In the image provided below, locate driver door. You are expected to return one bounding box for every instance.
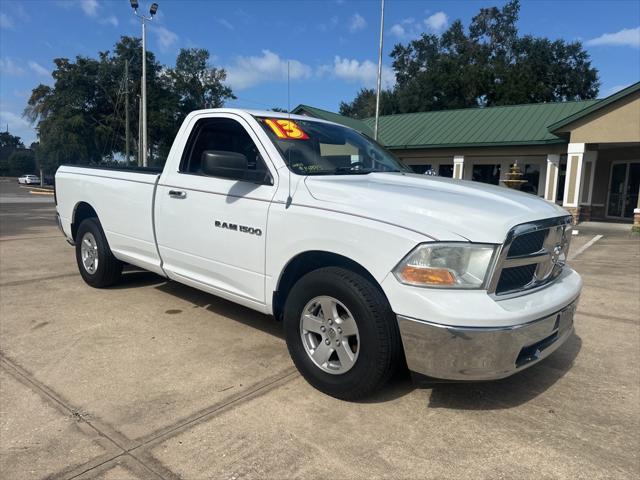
[155,114,276,305]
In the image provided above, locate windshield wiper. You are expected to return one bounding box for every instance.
[332,167,402,175]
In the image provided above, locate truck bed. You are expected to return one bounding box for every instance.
[55,165,164,276]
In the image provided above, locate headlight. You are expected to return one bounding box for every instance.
[393,243,497,289]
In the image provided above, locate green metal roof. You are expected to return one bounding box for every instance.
[294,85,640,150]
[361,100,599,149]
[292,104,374,137]
[548,81,640,132]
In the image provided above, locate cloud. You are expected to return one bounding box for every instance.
[99,15,119,27]
[150,25,179,51]
[389,14,447,39]
[389,24,405,38]
[424,12,448,33]
[80,0,99,17]
[0,13,14,30]
[317,15,339,32]
[28,61,50,77]
[217,18,235,31]
[586,27,640,48]
[0,110,35,143]
[325,56,395,89]
[349,13,366,33]
[225,50,312,90]
[0,57,24,76]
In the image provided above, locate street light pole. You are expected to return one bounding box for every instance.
[141,17,147,167]
[374,0,385,141]
[130,1,158,168]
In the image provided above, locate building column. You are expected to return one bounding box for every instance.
[562,143,586,223]
[453,155,464,180]
[544,154,560,202]
[578,150,598,221]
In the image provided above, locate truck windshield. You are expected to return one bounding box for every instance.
[255,117,409,175]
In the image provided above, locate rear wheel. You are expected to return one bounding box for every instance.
[283,267,402,400]
[75,218,122,288]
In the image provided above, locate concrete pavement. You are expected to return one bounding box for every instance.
[0,199,638,479]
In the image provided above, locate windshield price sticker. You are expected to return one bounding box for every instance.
[265,119,309,140]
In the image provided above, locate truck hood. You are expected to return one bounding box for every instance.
[303,172,568,244]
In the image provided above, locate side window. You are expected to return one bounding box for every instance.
[180,118,270,182]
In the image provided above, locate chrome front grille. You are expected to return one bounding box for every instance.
[488,216,572,296]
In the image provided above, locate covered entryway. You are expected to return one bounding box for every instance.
[548,83,640,225]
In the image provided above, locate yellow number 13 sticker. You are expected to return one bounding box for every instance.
[265,119,309,140]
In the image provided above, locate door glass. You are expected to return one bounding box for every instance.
[181,118,268,180]
[624,163,640,218]
[608,163,627,217]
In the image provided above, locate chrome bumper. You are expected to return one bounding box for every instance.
[397,298,578,381]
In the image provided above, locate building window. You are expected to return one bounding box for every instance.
[439,164,454,178]
[472,164,501,185]
[522,164,541,195]
[556,159,567,203]
[410,164,432,174]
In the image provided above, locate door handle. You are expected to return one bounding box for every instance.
[168,190,187,199]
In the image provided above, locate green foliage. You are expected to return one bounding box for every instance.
[339,88,397,119]
[25,37,235,171]
[7,149,36,175]
[341,0,599,119]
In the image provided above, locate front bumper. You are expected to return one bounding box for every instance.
[398,298,578,381]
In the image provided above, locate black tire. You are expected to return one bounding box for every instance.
[75,218,123,288]
[283,267,402,401]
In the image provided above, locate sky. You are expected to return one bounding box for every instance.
[1,0,639,145]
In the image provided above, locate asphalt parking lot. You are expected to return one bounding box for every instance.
[1,179,639,479]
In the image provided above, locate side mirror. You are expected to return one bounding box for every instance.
[201,150,248,180]
[201,150,273,185]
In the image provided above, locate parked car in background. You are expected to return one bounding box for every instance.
[54,109,581,400]
[18,174,40,185]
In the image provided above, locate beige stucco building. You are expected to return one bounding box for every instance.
[295,82,640,225]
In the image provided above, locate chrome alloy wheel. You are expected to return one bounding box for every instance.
[80,232,99,274]
[300,296,360,375]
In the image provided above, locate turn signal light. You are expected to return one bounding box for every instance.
[398,266,456,286]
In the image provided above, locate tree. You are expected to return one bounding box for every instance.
[341,0,598,118]
[0,131,24,160]
[8,149,35,175]
[0,132,25,175]
[169,48,235,114]
[339,88,398,119]
[25,37,235,170]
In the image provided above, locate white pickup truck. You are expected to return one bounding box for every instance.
[55,109,581,400]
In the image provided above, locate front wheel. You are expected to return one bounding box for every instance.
[283,267,402,400]
[75,218,123,288]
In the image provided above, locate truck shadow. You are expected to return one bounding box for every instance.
[152,279,285,340]
[114,269,582,409]
[424,332,582,410]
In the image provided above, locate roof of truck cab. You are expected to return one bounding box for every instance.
[187,108,338,124]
